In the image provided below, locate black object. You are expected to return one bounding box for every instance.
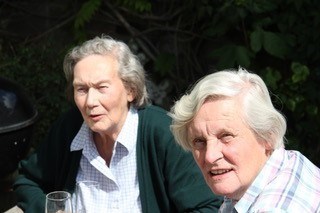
[0,77,38,178]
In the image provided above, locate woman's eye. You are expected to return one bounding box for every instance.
[98,86,108,91]
[220,133,234,142]
[76,88,87,94]
[192,139,206,150]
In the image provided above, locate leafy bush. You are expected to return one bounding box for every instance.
[0,0,319,166]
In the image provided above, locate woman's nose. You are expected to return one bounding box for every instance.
[86,88,98,107]
[204,141,223,164]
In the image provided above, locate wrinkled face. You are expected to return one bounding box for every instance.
[187,98,271,201]
[73,54,134,137]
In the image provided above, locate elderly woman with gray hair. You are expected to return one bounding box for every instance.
[170,67,320,212]
[13,35,222,212]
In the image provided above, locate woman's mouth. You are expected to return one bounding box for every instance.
[209,169,232,176]
[89,114,102,121]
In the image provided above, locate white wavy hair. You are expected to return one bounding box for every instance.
[170,67,287,151]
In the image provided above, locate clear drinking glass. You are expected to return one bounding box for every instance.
[45,191,72,213]
[74,180,100,213]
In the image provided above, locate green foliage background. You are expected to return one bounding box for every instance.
[0,0,319,166]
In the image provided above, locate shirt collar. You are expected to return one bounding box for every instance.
[70,121,92,151]
[116,106,138,153]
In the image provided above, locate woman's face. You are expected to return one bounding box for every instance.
[187,98,271,201]
[73,54,134,138]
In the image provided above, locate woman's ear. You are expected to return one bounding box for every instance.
[263,140,274,156]
[127,88,135,103]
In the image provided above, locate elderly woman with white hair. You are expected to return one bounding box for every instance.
[170,67,320,212]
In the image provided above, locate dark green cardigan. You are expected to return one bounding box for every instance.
[14,105,222,212]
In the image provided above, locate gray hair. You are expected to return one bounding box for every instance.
[170,67,287,151]
[63,35,150,108]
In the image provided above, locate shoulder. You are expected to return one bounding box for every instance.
[249,196,318,212]
[138,105,171,125]
[138,104,170,116]
[275,150,320,191]
[136,105,175,149]
[252,151,320,212]
[240,149,320,212]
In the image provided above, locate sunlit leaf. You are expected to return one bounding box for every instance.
[74,0,102,29]
[264,67,282,90]
[291,62,310,83]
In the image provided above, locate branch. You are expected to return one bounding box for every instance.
[24,15,76,44]
[104,0,157,61]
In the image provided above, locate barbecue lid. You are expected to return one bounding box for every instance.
[0,77,38,134]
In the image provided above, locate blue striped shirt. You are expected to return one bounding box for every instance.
[70,107,141,212]
[220,148,320,213]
